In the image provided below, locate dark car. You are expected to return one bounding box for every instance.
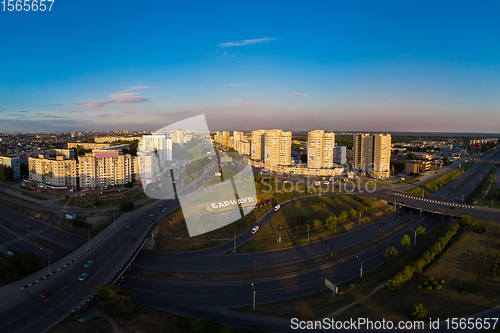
[130,237,137,242]
[39,289,52,298]
[126,223,132,229]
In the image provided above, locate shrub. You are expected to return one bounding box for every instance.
[429,277,434,281]
[473,225,488,233]
[401,234,412,252]
[421,281,428,286]
[384,246,398,262]
[459,215,472,225]
[411,303,429,320]
[440,280,445,284]
[435,284,442,290]
[338,211,349,220]
[416,285,422,290]
[426,285,433,291]
[348,209,357,218]
[366,203,373,210]
[416,226,426,240]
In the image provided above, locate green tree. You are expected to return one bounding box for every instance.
[416,226,426,240]
[119,201,135,212]
[443,156,449,165]
[460,215,472,225]
[384,246,398,262]
[338,211,349,220]
[124,181,133,188]
[324,216,338,234]
[348,209,357,218]
[401,234,412,251]
[95,285,137,317]
[411,303,429,320]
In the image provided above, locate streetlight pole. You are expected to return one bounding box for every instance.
[380,222,385,234]
[233,234,236,253]
[113,209,116,228]
[88,226,92,250]
[356,256,363,279]
[251,283,256,310]
[411,227,417,246]
[307,224,310,243]
[48,250,53,274]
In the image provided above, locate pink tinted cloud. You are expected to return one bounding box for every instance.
[290,93,308,97]
[72,93,149,108]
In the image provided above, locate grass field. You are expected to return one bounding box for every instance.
[333,218,500,323]
[54,188,147,208]
[0,196,55,221]
[236,196,394,253]
[466,168,500,208]
[405,167,465,196]
[0,190,41,205]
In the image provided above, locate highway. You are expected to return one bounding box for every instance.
[0,198,177,333]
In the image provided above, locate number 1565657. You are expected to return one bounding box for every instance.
[2,0,54,11]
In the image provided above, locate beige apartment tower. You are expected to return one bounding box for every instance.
[264,129,292,168]
[79,150,133,189]
[251,130,266,161]
[28,155,78,188]
[353,133,391,178]
[307,130,335,169]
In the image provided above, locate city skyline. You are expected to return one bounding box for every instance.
[1,1,500,133]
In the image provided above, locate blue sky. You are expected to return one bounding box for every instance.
[1,1,499,133]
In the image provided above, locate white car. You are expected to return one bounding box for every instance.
[251,225,260,234]
[274,205,281,212]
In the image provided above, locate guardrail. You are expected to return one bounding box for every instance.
[69,222,155,316]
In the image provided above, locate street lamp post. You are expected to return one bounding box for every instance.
[48,250,53,274]
[380,222,385,234]
[411,227,417,246]
[307,224,310,243]
[356,256,363,279]
[233,234,236,253]
[88,226,92,250]
[251,283,256,310]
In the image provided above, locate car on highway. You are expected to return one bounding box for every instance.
[78,273,88,281]
[39,289,52,298]
[126,223,132,229]
[251,225,260,234]
[148,217,154,223]
[7,251,13,256]
[274,205,281,211]
[150,214,154,217]
[83,260,94,268]
[25,224,31,229]
[162,207,167,212]
[130,237,137,242]
[159,203,164,207]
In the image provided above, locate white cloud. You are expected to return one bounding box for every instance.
[72,93,149,108]
[290,93,308,97]
[219,37,277,47]
[120,86,152,92]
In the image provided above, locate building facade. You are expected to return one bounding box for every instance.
[251,130,266,161]
[28,155,78,189]
[334,146,347,165]
[79,150,133,190]
[307,130,335,169]
[0,156,21,179]
[264,129,292,168]
[353,133,391,178]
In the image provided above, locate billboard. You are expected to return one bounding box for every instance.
[66,212,76,220]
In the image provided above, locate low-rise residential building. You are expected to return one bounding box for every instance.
[405,160,430,176]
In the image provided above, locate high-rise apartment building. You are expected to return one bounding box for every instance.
[334,146,347,165]
[222,131,230,146]
[264,129,292,168]
[79,150,133,189]
[28,155,77,188]
[139,133,172,162]
[251,130,266,161]
[307,130,335,169]
[353,133,391,178]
